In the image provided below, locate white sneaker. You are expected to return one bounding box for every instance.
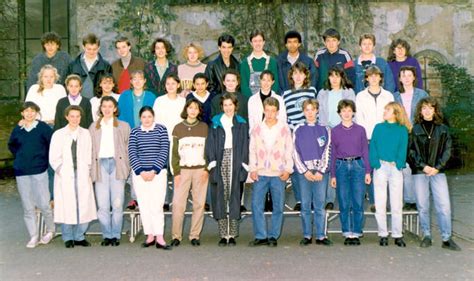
[39,232,55,244]
[26,237,39,248]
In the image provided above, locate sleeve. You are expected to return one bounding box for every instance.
[435,126,452,171]
[26,56,40,90]
[205,127,216,170]
[204,63,217,95]
[383,62,396,93]
[171,132,181,176]
[25,86,35,102]
[344,60,356,89]
[414,59,424,89]
[330,128,337,178]
[53,100,65,131]
[7,128,19,155]
[408,128,426,170]
[308,59,319,90]
[144,64,157,95]
[318,127,331,174]
[241,123,250,167]
[49,131,63,172]
[369,126,381,169]
[83,99,94,128]
[396,127,409,170]
[248,127,258,172]
[283,126,294,174]
[292,126,308,174]
[360,127,371,174]
[128,129,143,175]
[270,58,280,94]
[152,127,169,173]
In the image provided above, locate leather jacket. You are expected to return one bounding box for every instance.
[408,122,452,174]
[204,54,240,95]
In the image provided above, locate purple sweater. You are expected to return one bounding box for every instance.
[330,122,370,177]
[293,122,331,174]
[388,56,423,92]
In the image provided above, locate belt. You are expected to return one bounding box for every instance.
[337,157,361,161]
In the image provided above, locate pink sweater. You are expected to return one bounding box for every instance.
[249,120,294,176]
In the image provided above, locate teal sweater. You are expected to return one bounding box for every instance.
[369,121,408,170]
[240,56,279,98]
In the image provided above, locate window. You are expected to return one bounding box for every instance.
[414,49,448,100]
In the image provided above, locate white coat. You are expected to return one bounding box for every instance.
[355,88,394,140]
[247,91,287,132]
[49,126,97,224]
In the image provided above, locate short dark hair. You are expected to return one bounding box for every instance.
[64,105,83,117]
[260,70,274,81]
[95,74,118,98]
[115,36,131,47]
[220,92,239,112]
[365,65,384,85]
[284,30,302,43]
[322,28,341,41]
[180,99,203,120]
[192,72,209,84]
[139,106,154,117]
[218,34,235,47]
[165,73,182,93]
[82,33,100,46]
[222,68,241,85]
[21,101,40,113]
[249,29,265,41]
[324,66,353,90]
[150,37,172,55]
[41,32,62,50]
[337,99,356,114]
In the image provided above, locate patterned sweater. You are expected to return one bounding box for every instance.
[171,120,208,175]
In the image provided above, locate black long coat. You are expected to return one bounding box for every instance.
[206,114,249,220]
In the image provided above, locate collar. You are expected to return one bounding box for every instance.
[155,59,169,69]
[81,53,98,63]
[357,54,376,65]
[140,122,156,132]
[21,120,39,131]
[248,51,269,61]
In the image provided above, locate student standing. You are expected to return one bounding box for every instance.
[144,38,178,97]
[409,97,461,251]
[330,100,371,245]
[8,102,55,248]
[90,74,120,122]
[211,69,249,121]
[186,73,216,126]
[89,96,130,247]
[293,99,332,246]
[128,106,171,250]
[178,42,207,97]
[370,102,410,247]
[248,97,293,247]
[111,36,146,94]
[387,39,423,92]
[49,105,97,248]
[206,94,249,246]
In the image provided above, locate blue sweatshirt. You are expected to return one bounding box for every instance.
[369,121,408,170]
[8,121,52,176]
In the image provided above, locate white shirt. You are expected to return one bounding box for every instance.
[191,91,210,103]
[25,84,67,122]
[153,95,186,141]
[98,118,115,158]
[221,114,233,149]
[90,93,120,122]
[68,95,83,106]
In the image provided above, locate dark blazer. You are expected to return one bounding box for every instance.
[67,53,112,92]
[53,96,93,131]
[144,61,178,97]
[206,113,249,220]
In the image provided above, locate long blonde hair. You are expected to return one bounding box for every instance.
[385,102,412,132]
[37,64,60,94]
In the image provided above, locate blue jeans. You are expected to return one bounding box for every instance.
[61,223,89,241]
[291,172,301,203]
[335,159,366,237]
[402,165,416,204]
[251,175,285,240]
[298,172,328,239]
[95,158,125,239]
[16,171,55,238]
[413,173,452,241]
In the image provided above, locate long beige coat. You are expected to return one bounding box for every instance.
[49,126,97,224]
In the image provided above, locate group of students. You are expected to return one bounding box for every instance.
[8,28,460,251]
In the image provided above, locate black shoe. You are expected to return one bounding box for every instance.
[101,238,111,246]
[248,238,269,247]
[163,203,170,212]
[352,238,361,246]
[64,240,74,248]
[240,205,247,212]
[218,238,228,247]
[170,239,180,247]
[126,199,138,211]
[370,204,376,212]
[228,237,236,246]
[379,237,388,246]
[156,242,172,250]
[420,236,432,248]
[293,203,301,211]
[142,239,155,248]
[344,238,353,246]
[191,239,201,246]
[315,238,332,246]
[442,239,461,251]
[268,238,278,247]
[74,240,91,247]
[204,203,210,212]
[110,238,120,247]
[325,203,334,210]
[394,238,406,247]
[300,237,312,246]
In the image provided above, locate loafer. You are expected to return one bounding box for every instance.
[218,238,228,247]
[410,203,418,211]
[315,238,332,246]
[442,239,461,251]
[268,238,278,247]
[379,237,388,246]
[101,238,111,246]
[325,203,334,210]
[74,240,91,247]
[248,238,269,247]
[191,239,201,246]
[293,202,301,211]
[110,238,120,247]
[394,238,406,247]
[170,239,180,247]
[64,240,74,248]
[420,236,432,248]
[142,239,155,248]
[156,242,172,250]
[403,203,412,211]
[300,237,312,246]
[228,237,236,246]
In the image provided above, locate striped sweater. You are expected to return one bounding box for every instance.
[128,123,169,175]
[282,87,317,130]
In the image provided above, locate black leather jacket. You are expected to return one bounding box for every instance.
[204,54,240,95]
[408,122,452,174]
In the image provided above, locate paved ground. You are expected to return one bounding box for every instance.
[0,174,473,280]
